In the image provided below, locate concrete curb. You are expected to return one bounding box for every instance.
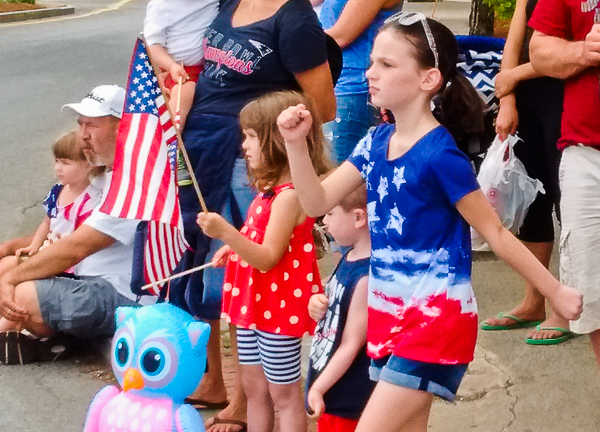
[0,3,74,23]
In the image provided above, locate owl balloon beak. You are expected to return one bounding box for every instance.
[123,368,145,392]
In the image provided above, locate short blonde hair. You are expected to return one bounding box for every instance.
[338,184,367,212]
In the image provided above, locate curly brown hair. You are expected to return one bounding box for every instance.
[239,91,331,192]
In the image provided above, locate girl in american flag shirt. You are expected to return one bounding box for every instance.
[280,13,582,432]
[0,131,102,275]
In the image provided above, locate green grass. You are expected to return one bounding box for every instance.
[2,0,36,5]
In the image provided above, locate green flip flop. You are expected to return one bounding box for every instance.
[481,312,542,331]
[526,325,578,345]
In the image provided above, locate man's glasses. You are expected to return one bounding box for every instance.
[385,12,439,70]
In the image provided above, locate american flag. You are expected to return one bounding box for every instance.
[100,37,188,296]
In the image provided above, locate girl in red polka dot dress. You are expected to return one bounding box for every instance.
[197,91,330,432]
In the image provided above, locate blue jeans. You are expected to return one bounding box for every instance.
[323,93,379,165]
[202,159,255,318]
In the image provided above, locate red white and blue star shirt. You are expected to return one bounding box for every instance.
[348,124,480,365]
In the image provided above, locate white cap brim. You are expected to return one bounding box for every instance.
[62,100,122,118]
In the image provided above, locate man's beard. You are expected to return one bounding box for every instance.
[84,150,106,167]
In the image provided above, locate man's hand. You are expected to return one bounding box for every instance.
[277,104,313,146]
[307,387,326,419]
[197,212,231,240]
[211,245,232,267]
[582,24,600,66]
[308,294,329,322]
[0,276,28,322]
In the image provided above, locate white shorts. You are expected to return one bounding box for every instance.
[559,145,600,334]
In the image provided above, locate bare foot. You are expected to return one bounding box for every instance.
[206,402,247,432]
[526,314,571,341]
[482,306,545,328]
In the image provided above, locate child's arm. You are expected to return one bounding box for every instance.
[146,44,189,83]
[197,189,303,272]
[310,0,324,6]
[211,245,232,268]
[457,190,583,320]
[278,105,364,217]
[308,294,329,322]
[307,276,368,418]
[0,235,35,260]
[15,217,51,257]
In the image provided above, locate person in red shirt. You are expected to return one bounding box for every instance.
[529,0,600,367]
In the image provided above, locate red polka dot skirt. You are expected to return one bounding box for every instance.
[221,183,322,337]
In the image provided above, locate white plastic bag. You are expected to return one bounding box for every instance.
[472,134,545,250]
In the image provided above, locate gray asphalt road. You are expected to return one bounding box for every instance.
[0,0,145,241]
[0,2,145,431]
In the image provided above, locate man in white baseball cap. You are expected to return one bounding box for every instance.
[0,85,150,363]
[62,85,125,169]
[62,84,125,119]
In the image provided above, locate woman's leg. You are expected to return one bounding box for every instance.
[355,382,433,432]
[269,380,306,432]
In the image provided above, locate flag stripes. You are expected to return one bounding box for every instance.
[100,37,188,295]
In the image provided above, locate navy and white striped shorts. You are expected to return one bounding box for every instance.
[237,327,302,384]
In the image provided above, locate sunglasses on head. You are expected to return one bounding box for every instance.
[384,12,439,70]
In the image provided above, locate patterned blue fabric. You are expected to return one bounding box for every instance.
[43,183,64,218]
[346,123,480,364]
[456,36,505,111]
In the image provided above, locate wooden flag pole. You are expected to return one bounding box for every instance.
[176,72,183,118]
[143,37,209,213]
[141,261,215,291]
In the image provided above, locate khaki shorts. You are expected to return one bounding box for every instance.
[559,145,600,334]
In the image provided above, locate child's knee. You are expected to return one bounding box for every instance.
[269,380,302,409]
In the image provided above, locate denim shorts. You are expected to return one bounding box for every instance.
[370,355,468,402]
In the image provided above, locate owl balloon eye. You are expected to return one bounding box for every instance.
[136,340,175,384]
[141,348,165,376]
[113,332,134,372]
[116,339,130,367]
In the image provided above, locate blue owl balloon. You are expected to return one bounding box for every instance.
[83,303,210,432]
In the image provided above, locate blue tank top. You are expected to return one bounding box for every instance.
[306,253,373,419]
[319,1,400,95]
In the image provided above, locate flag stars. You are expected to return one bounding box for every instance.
[139,52,147,59]
[141,72,148,79]
[146,80,152,87]
[133,78,140,85]
[136,65,143,71]
[142,91,150,99]
[138,84,144,91]
[130,91,137,97]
